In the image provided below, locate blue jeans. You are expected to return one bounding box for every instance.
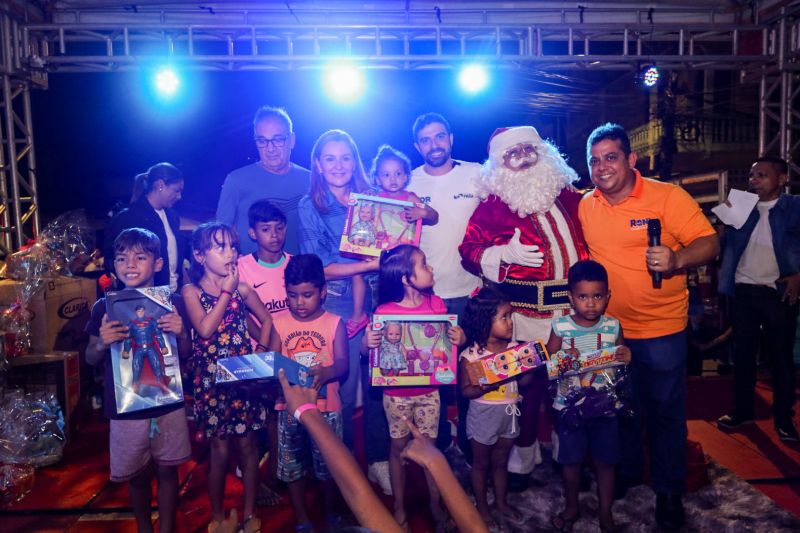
[324,275,390,462]
[323,278,362,449]
[619,330,688,494]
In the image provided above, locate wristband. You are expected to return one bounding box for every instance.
[255,343,268,352]
[219,289,233,297]
[293,403,318,422]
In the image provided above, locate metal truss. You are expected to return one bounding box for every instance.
[18,21,772,73]
[0,1,797,250]
[758,6,800,190]
[0,13,39,255]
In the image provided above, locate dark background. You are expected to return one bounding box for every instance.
[31,68,644,224]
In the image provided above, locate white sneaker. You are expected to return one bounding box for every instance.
[367,461,392,496]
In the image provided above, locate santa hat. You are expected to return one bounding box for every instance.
[487,126,543,159]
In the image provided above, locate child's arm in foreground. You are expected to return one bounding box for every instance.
[277,369,402,533]
[401,417,489,533]
[311,320,349,391]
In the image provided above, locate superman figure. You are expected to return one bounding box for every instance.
[123,304,170,395]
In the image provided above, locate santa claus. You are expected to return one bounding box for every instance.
[459,125,589,483]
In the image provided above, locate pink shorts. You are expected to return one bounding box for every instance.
[109,408,191,482]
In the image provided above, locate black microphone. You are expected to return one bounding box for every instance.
[647,218,662,289]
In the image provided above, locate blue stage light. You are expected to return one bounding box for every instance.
[323,62,365,104]
[459,64,489,94]
[642,65,660,88]
[154,67,180,97]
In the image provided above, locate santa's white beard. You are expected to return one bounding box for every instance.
[476,142,579,217]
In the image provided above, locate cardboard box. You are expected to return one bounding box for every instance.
[466,340,548,386]
[8,351,80,429]
[369,314,458,387]
[0,276,97,354]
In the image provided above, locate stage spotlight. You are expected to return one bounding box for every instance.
[459,64,489,94]
[154,67,180,97]
[323,62,365,104]
[641,65,660,88]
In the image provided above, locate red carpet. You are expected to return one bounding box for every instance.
[686,373,800,516]
[2,371,800,531]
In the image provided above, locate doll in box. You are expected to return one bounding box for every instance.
[348,202,377,247]
[379,322,408,376]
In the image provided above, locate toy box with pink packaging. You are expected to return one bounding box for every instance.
[339,193,422,258]
[369,314,458,386]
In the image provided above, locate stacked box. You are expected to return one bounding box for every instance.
[8,351,80,429]
[0,276,96,354]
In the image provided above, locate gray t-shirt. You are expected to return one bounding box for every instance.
[216,162,310,255]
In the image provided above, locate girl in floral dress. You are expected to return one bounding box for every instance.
[182,222,279,533]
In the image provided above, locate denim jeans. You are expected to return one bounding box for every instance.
[619,330,688,494]
[324,275,390,463]
[323,278,361,450]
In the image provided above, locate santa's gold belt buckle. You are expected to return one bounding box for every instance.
[506,278,570,311]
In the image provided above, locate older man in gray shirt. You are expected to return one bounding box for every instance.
[216,106,310,255]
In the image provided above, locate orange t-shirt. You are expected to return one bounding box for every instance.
[272,310,341,412]
[578,171,715,339]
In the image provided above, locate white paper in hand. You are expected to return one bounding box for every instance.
[711,189,759,229]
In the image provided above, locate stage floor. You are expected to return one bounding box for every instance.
[2,370,799,532]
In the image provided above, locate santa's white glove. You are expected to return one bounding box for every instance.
[501,228,544,267]
[480,228,544,283]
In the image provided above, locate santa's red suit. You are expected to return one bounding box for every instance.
[460,191,588,333]
[458,126,588,476]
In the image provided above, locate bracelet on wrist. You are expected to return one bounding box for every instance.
[255,343,268,351]
[219,289,233,297]
[293,403,318,422]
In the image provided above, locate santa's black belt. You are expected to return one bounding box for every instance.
[488,278,571,312]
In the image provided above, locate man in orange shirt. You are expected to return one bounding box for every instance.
[579,123,719,530]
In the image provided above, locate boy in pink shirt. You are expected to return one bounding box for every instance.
[238,200,291,319]
[237,200,292,505]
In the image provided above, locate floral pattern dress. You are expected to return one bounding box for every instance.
[379,337,408,371]
[192,290,266,440]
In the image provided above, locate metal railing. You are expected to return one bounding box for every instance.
[630,115,759,157]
